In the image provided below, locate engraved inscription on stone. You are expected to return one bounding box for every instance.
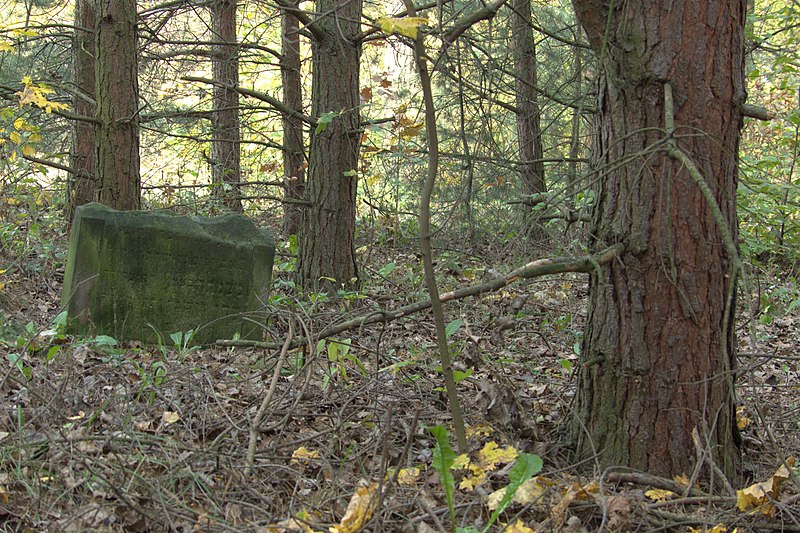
[62,203,275,344]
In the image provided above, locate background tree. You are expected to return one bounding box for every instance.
[298,0,361,290]
[68,0,97,220]
[511,0,546,242]
[571,0,745,478]
[95,0,140,210]
[280,0,305,237]
[210,0,242,212]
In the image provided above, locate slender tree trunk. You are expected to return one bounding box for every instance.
[210,0,242,212]
[69,0,97,224]
[95,0,140,210]
[511,0,545,242]
[571,0,745,479]
[298,0,361,290]
[566,41,582,208]
[281,0,305,236]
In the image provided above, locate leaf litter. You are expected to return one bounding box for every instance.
[1,226,799,532]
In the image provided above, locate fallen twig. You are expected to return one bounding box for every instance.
[216,244,624,350]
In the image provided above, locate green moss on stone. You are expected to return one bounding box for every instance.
[62,203,275,344]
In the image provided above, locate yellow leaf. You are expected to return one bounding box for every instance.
[645,489,676,501]
[503,518,535,533]
[9,131,22,144]
[400,122,425,139]
[13,117,24,130]
[464,422,492,438]
[376,16,428,39]
[736,457,795,517]
[266,518,316,533]
[452,453,470,470]
[396,467,420,486]
[0,269,7,275]
[162,411,180,424]
[21,144,36,157]
[66,411,86,421]
[459,464,487,491]
[513,478,547,505]
[0,41,13,52]
[12,28,37,37]
[291,446,321,464]
[0,282,5,290]
[477,441,517,470]
[736,406,752,430]
[329,481,378,533]
[21,75,32,85]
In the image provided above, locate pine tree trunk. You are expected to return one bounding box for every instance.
[298,0,361,290]
[210,0,242,212]
[69,0,97,224]
[571,0,745,479]
[281,0,305,237]
[95,0,140,210]
[511,0,545,242]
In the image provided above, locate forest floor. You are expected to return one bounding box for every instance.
[1,216,800,532]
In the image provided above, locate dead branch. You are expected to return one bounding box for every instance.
[216,244,624,349]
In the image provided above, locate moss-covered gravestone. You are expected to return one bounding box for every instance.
[62,203,274,344]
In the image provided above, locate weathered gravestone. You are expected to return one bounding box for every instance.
[61,203,275,344]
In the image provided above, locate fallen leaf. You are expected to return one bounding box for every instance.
[503,518,535,532]
[291,446,321,464]
[476,441,518,471]
[162,411,180,425]
[736,457,794,517]
[328,481,379,533]
[396,467,420,486]
[645,489,676,501]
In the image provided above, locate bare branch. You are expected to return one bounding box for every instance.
[217,244,624,349]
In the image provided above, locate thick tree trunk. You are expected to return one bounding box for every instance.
[95,0,140,210]
[298,0,361,290]
[281,0,305,237]
[571,0,745,479]
[69,0,97,223]
[511,0,545,242]
[210,0,242,212]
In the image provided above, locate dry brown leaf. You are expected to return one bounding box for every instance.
[329,481,379,533]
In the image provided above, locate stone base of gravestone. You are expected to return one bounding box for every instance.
[61,203,274,344]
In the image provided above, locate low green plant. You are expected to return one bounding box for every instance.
[149,326,200,360]
[318,338,366,390]
[428,425,543,533]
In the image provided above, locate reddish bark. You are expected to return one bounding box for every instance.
[281,0,305,236]
[95,0,140,210]
[69,0,97,223]
[298,0,361,290]
[571,0,745,478]
[210,0,242,212]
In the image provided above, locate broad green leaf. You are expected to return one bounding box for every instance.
[314,111,338,134]
[429,425,457,525]
[483,453,542,532]
[445,318,463,339]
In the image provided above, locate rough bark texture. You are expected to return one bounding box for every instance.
[511,0,545,242]
[210,0,243,212]
[95,0,140,210]
[571,0,745,478]
[69,0,97,223]
[281,0,305,236]
[298,0,361,290]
